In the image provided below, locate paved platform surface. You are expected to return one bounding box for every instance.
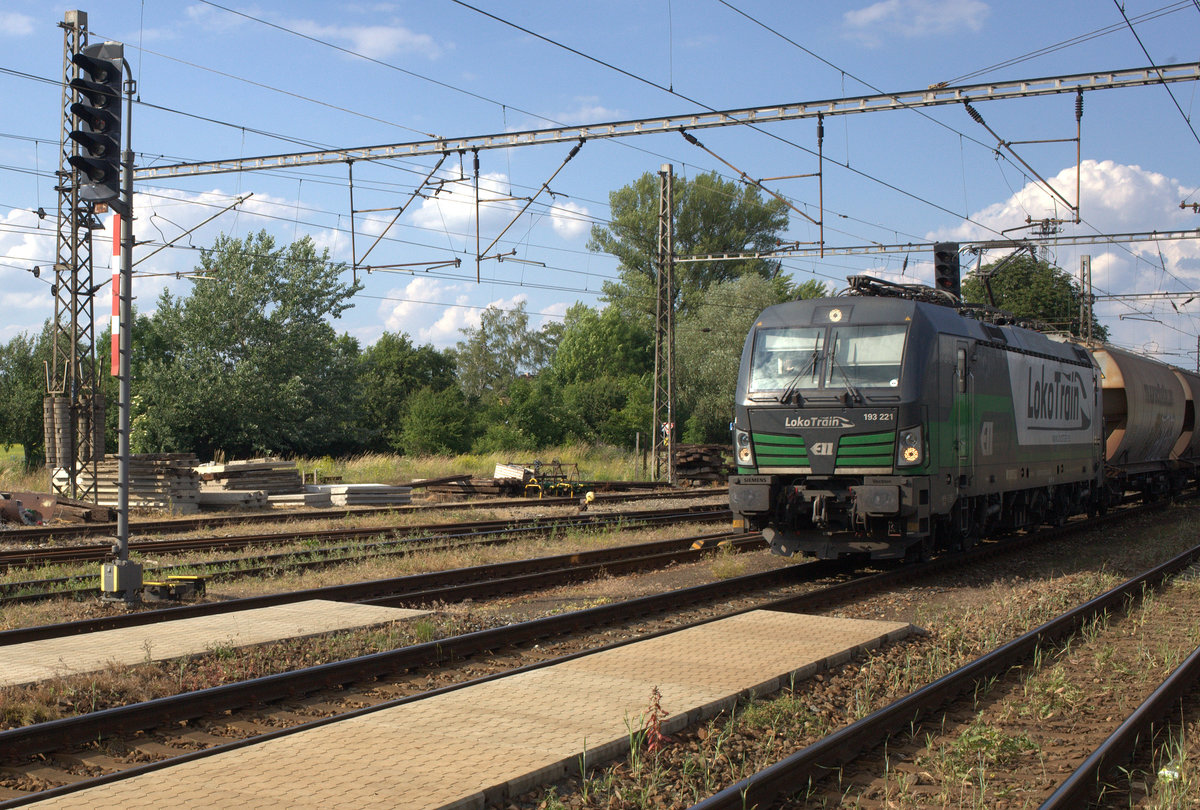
[0,600,428,687]
[30,610,911,809]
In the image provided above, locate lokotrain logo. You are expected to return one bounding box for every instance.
[784,415,854,429]
[1025,364,1091,430]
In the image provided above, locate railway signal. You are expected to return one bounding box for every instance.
[933,241,961,299]
[67,41,123,204]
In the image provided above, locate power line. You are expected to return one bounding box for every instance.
[1113,0,1200,149]
[947,1,1193,84]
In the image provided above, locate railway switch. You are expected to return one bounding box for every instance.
[142,575,206,602]
[100,559,142,602]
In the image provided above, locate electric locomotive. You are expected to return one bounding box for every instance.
[728,276,1106,561]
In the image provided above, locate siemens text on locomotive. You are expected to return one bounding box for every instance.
[728,275,1200,561]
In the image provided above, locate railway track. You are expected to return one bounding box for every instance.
[0,551,855,803]
[0,486,717,546]
[0,528,758,646]
[0,505,1140,806]
[693,540,1200,809]
[0,502,729,571]
[0,499,1182,806]
[0,505,732,604]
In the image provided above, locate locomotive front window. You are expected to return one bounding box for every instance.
[748,327,826,393]
[826,325,907,388]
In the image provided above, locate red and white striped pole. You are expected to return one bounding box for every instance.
[111,212,121,376]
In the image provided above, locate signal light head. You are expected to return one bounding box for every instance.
[67,41,124,205]
[932,241,961,299]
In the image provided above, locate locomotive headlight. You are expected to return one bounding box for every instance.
[897,425,923,467]
[734,427,755,466]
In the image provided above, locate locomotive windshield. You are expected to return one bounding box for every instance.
[748,327,825,393]
[748,324,907,394]
[826,324,906,389]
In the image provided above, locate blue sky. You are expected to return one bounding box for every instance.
[2,1,1200,361]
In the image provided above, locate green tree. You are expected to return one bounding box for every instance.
[358,332,456,452]
[561,373,650,447]
[546,303,654,448]
[455,301,558,396]
[132,231,363,458]
[589,171,790,327]
[961,254,1108,341]
[677,275,825,442]
[0,324,51,468]
[399,386,473,455]
[549,303,653,384]
[472,375,568,453]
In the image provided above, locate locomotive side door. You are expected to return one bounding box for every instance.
[953,340,972,484]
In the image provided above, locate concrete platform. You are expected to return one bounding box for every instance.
[28,610,911,809]
[0,600,428,687]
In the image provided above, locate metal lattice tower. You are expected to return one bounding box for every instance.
[651,164,676,483]
[46,9,103,500]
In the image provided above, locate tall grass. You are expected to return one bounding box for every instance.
[0,443,651,493]
[296,443,651,485]
[0,446,49,492]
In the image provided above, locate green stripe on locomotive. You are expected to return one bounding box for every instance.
[751,431,808,466]
[835,429,895,467]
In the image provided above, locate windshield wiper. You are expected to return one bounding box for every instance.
[828,335,862,404]
[778,350,821,405]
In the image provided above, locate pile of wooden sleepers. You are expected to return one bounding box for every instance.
[673,444,733,485]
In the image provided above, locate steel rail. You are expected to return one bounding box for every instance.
[690,541,1200,809]
[0,512,735,604]
[1040,641,1200,808]
[0,502,1157,802]
[0,523,744,646]
[0,502,728,570]
[0,503,1157,803]
[0,486,716,545]
[0,560,830,765]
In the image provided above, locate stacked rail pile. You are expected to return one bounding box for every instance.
[194,458,306,509]
[54,454,201,513]
[674,444,733,485]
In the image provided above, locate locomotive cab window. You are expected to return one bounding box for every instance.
[748,327,825,393]
[748,323,907,394]
[826,325,907,389]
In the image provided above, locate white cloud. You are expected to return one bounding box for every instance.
[935,160,1195,250]
[930,159,1200,353]
[291,19,441,60]
[0,12,35,36]
[844,0,989,43]
[548,96,623,125]
[411,172,516,233]
[537,300,569,330]
[184,3,250,33]
[376,276,491,346]
[549,200,590,240]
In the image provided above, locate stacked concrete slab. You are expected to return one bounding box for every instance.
[270,490,334,509]
[310,483,412,507]
[196,489,269,509]
[54,453,201,514]
[194,458,303,497]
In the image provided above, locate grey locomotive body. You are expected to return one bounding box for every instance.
[729,291,1109,560]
